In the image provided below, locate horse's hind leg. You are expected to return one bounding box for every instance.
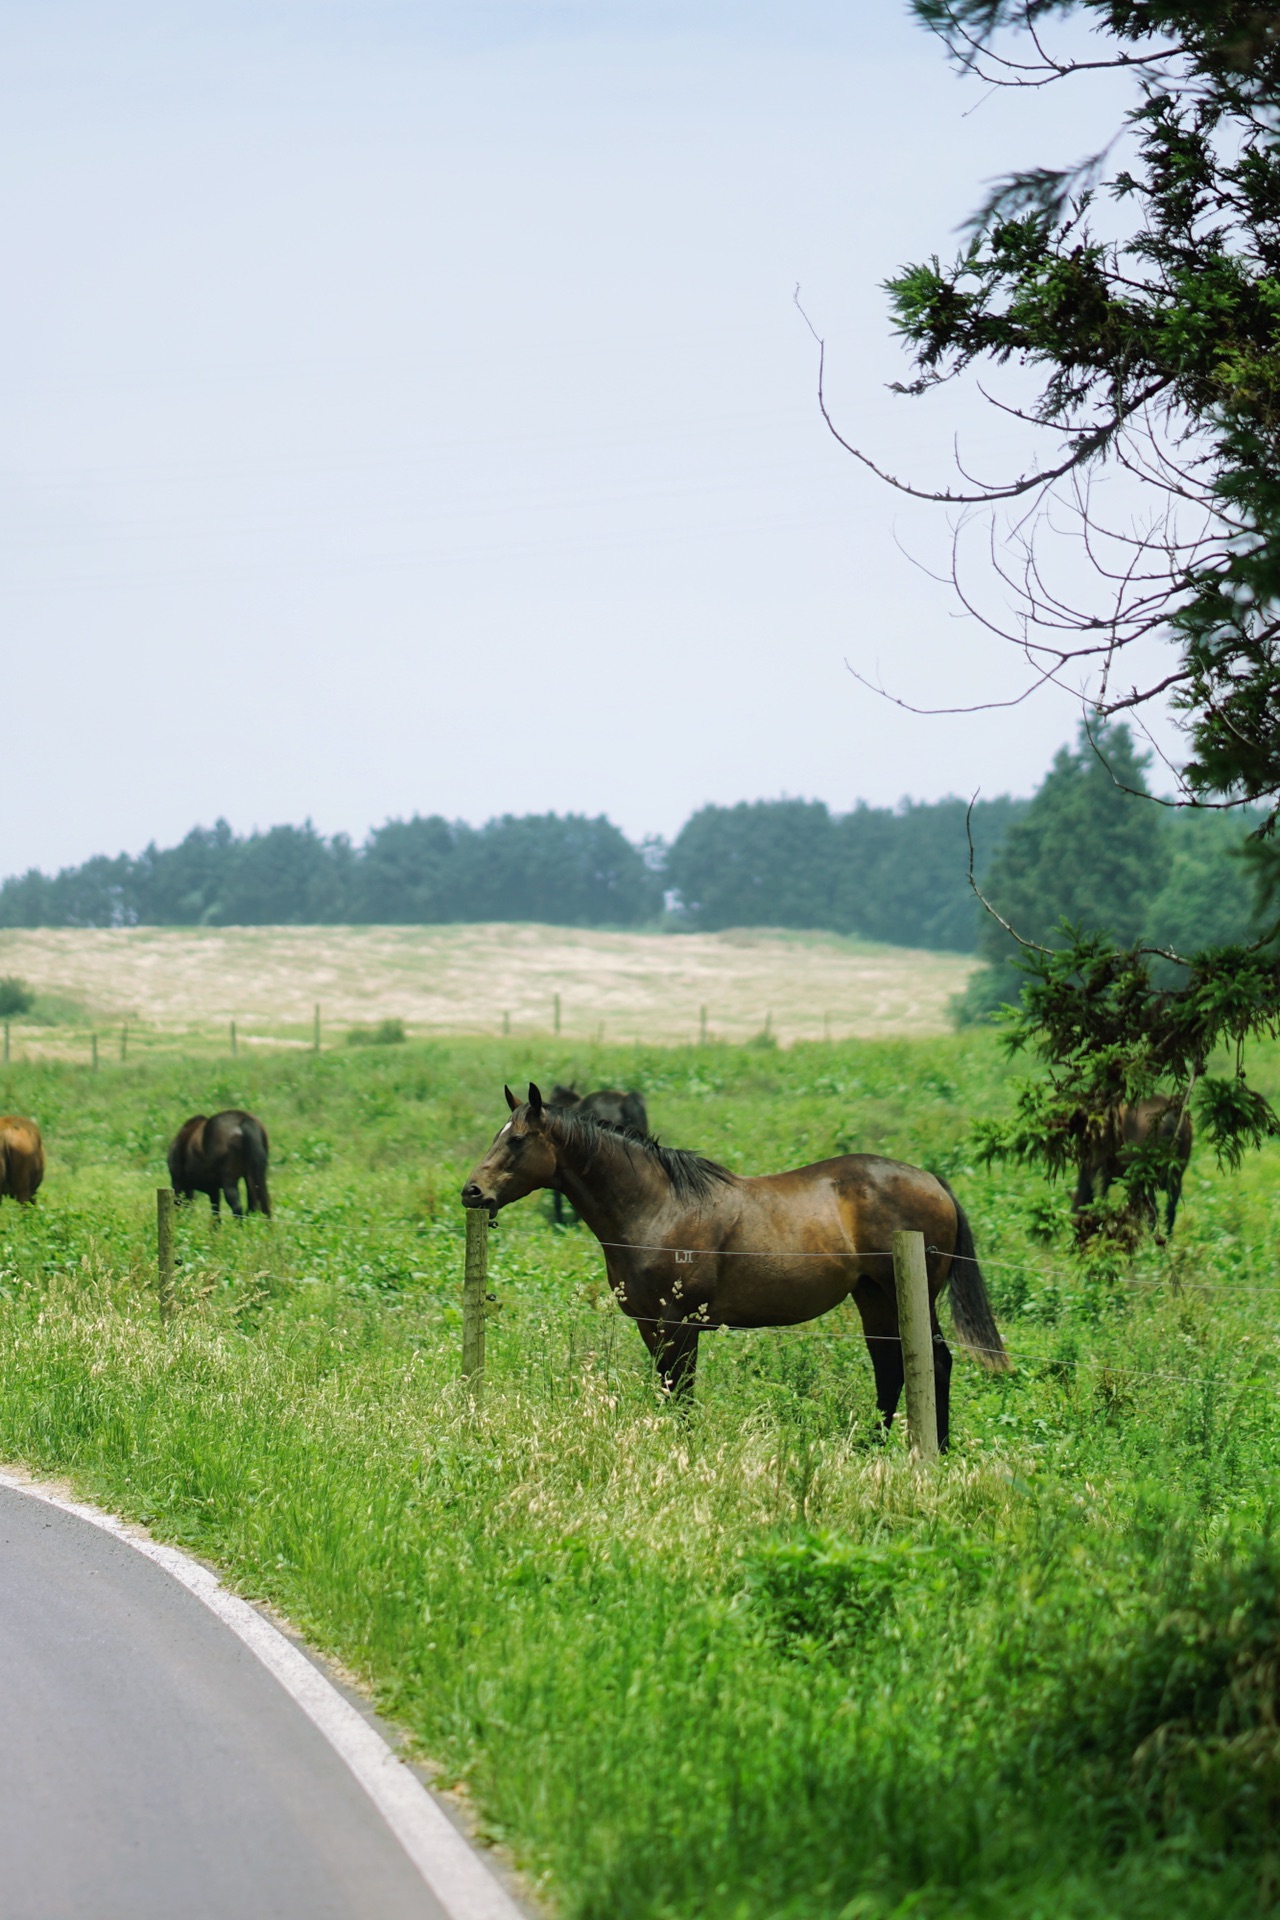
[222,1181,244,1219]
[931,1317,953,1453]
[1165,1170,1184,1238]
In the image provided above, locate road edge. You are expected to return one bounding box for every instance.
[0,1469,526,1920]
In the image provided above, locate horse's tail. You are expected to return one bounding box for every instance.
[244,1118,271,1217]
[939,1182,1011,1372]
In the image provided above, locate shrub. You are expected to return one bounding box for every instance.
[0,976,34,1018]
[345,1018,406,1047]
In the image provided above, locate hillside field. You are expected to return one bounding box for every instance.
[0,1028,1278,1918]
[0,923,976,1054]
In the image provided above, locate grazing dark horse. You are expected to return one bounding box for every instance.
[1072,1096,1193,1242]
[0,1117,44,1204]
[168,1110,272,1218]
[547,1083,649,1225]
[462,1084,1009,1446]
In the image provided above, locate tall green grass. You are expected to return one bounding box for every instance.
[1,1034,1279,1916]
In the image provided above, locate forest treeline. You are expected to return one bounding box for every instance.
[0,799,1027,950]
[0,734,1265,963]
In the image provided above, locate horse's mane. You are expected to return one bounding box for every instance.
[543,1106,733,1203]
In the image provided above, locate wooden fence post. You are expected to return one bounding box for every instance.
[699,1005,707,1045]
[313,1004,321,1053]
[892,1229,938,1461]
[156,1188,175,1324]
[230,1019,237,1057]
[3,1021,8,1065]
[91,1034,98,1072]
[462,1208,488,1390]
[553,992,561,1036]
[120,1022,128,1063]
[502,1011,510,1036]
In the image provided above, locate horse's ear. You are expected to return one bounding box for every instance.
[527,1081,544,1117]
[504,1085,518,1112]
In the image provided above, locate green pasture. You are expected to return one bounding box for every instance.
[1,1032,1279,1918]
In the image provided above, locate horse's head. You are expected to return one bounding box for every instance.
[461,1083,559,1215]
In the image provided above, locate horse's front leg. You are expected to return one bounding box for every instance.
[868,1331,904,1437]
[222,1181,244,1220]
[637,1316,700,1401]
[854,1282,903,1436]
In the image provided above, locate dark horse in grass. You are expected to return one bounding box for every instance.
[1072,1096,1193,1243]
[168,1110,271,1218]
[546,1083,649,1225]
[462,1084,1009,1447]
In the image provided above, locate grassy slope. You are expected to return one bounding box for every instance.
[1,1033,1278,1917]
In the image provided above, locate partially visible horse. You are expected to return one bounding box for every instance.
[462,1083,1009,1446]
[548,1083,649,1134]
[1072,1096,1193,1242]
[546,1083,649,1224]
[168,1110,272,1218]
[0,1117,44,1204]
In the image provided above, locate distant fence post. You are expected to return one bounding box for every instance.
[91,1034,98,1072]
[699,1005,707,1045]
[3,1022,8,1065]
[313,1004,321,1053]
[230,1019,237,1057]
[553,992,561,1036]
[892,1229,938,1462]
[462,1209,488,1391]
[502,1011,510,1036]
[156,1188,175,1324]
[120,1022,128,1063]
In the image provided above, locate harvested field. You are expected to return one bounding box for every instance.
[0,924,976,1053]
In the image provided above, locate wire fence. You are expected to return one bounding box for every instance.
[497,1236,1280,1391]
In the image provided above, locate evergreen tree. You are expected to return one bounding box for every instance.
[456,814,657,926]
[666,800,836,930]
[870,3,1280,1196]
[832,795,1027,950]
[1144,810,1265,958]
[958,722,1163,1020]
[356,817,460,923]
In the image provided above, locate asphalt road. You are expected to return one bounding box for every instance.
[0,1481,452,1920]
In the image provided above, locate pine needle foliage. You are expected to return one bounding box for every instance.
[886,3,1280,1219]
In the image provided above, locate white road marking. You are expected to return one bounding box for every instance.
[0,1471,526,1920]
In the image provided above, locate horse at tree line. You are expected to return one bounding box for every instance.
[462,1083,1009,1448]
[1072,1095,1193,1242]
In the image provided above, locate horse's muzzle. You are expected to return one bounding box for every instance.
[460,1182,493,1214]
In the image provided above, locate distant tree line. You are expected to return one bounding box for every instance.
[0,815,658,934]
[0,799,1029,949]
[0,750,1264,962]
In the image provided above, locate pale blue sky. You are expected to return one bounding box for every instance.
[1,1,1157,873]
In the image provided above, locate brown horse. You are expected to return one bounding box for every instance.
[462,1084,1009,1445]
[0,1117,44,1204]
[1072,1096,1193,1241]
[168,1110,271,1218]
